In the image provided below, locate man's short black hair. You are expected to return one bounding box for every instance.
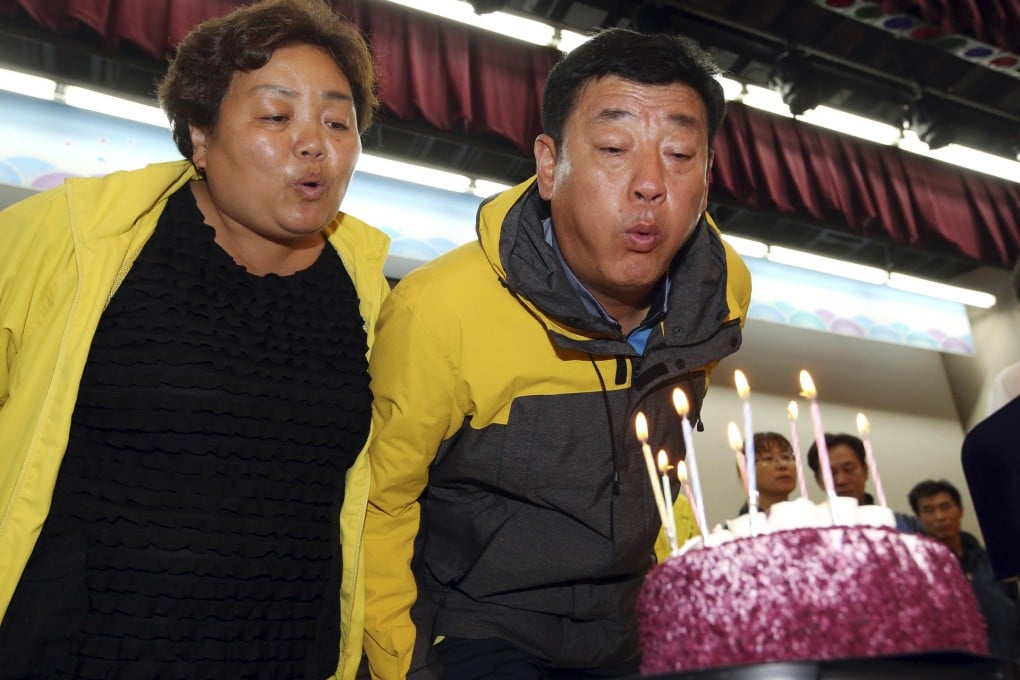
[908,479,962,515]
[806,433,865,475]
[541,27,726,149]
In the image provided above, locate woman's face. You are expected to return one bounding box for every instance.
[755,442,797,498]
[189,43,361,246]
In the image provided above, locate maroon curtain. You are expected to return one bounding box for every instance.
[877,0,1020,52]
[1,0,1017,267]
[712,103,1020,267]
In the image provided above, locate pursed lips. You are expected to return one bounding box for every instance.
[292,172,327,201]
[625,221,660,252]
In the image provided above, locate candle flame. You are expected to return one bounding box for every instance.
[635,411,649,443]
[856,412,870,435]
[799,370,817,399]
[657,449,671,473]
[671,388,689,416]
[727,421,743,452]
[734,369,750,399]
[787,400,799,420]
[676,460,689,484]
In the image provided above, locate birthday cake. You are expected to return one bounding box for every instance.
[637,501,988,674]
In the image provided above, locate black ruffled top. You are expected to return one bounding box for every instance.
[0,186,371,679]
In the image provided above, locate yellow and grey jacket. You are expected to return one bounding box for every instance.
[364,178,751,678]
[0,159,390,680]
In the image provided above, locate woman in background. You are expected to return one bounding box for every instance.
[740,432,797,515]
[0,1,388,677]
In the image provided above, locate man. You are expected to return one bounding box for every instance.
[806,433,923,532]
[363,28,751,679]
[908,480,1020,660]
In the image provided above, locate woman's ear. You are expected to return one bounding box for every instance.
[189,124,210,173]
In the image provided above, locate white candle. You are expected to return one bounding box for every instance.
[670,389,709,541]
[657,449,679,554]
[726,420,759,534]
[786,400,809,499]
[635,412,671,532]
[734,370,758,517]
[799,370,839,520]
[856,412,888,507]
[726,421,749,492]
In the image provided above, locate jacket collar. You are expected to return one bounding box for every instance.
[480,179,735,353]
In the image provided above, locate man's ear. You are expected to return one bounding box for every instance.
[189,124,210,173]
[533,133,558,200]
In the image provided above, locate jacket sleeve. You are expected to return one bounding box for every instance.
[363,281,464,680]
[654,494,700,563]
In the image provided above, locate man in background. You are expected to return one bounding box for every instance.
[909,479,1019,660]
[807,433,923,533]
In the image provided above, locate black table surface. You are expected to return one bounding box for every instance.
[641,652,1019,680]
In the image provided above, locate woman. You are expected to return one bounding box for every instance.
[738,432,797,515]
[0,1,388,677]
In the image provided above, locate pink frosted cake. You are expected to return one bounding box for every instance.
[637,525,988,674]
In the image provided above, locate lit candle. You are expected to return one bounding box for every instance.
[676,460,703,537]
[856,412,887,507]
[799,370,839,513]
[670,389,709,541]
[733,370,758,516]
[635,412,671,532]
[786,400,809,499]
[657,449,679,554]
[727,421,754,531]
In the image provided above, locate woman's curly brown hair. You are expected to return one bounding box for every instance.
[157,0,378,160]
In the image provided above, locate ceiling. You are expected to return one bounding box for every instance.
[1,0,1016,282]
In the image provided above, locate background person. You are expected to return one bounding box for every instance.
[963,256,1020,581]
[807,433,923,533]
[908,479,1020,660]
[363,27,751,679]
[0,1,389,677]
[737,432,797,515]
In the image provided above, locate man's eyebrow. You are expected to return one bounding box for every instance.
[593,108,700,129]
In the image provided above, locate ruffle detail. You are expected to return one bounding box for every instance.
[0,186,370,678]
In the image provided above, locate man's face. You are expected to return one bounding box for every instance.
[916,491,963,543]
[817,444,868,501]
[533,75,713,317]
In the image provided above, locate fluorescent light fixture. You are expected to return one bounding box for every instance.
[62,85,168,128]
[358,153,472,193]
[0,67,56,100]
[717,75,745,102]
[471,178,513,197]
[381,0,555,47]
[556,30,590,53]
[924,144,1020,184]
[797,105,902,146]
[767,245,889,285]
[740,84,792,118]
[722,234,768,258]
[887,272,996,308]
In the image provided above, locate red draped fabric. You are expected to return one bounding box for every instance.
[0,0,1017,267]
[712,103,1020,267]
[877,0,1020,52]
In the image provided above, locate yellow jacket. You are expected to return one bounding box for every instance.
[0,159,390,680]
